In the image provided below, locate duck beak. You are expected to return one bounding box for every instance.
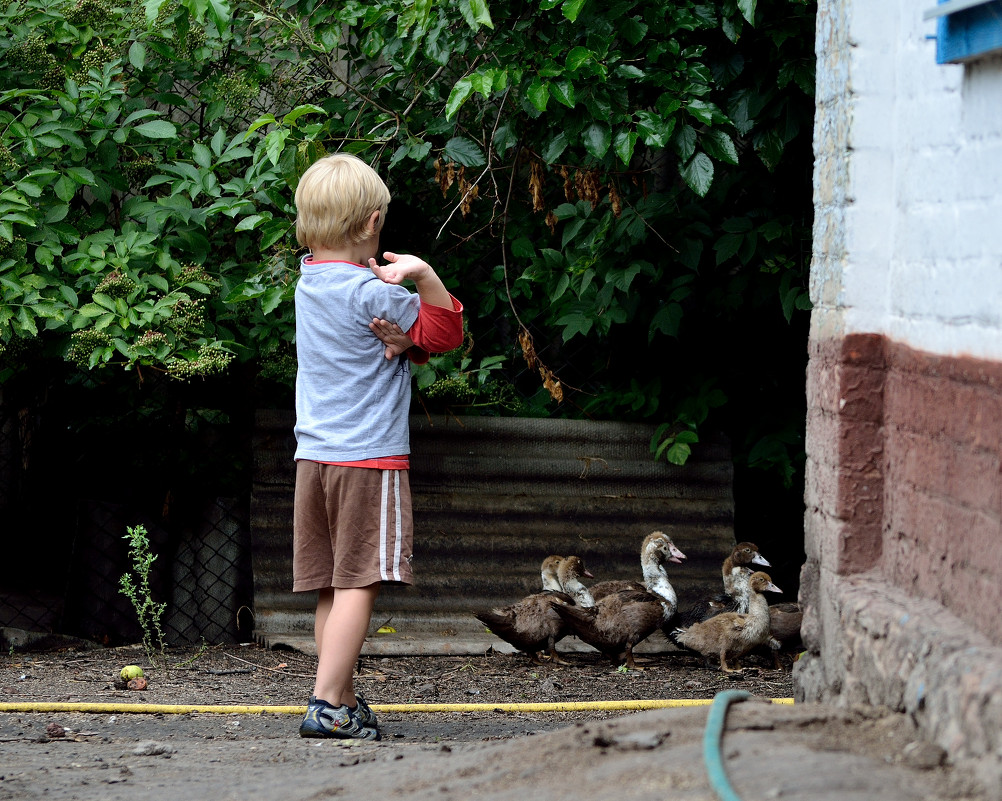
[668,546,687,564]
[766,581,782,594]
[583,568,594,578]
[752,553,771,567]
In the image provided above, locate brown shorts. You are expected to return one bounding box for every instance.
[292,460,414,591]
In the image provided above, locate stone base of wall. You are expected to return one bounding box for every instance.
[795,570,1002,799]
[800,332,1002,799]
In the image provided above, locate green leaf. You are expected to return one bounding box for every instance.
[458,0,493,30]
[541,132,569,164]
[78,303,109,318]
[556,311,592,341]
[582,122,611,160]
[527,77,550,112]
[129,42,147,70]
[282,105,326,126]
[686,99,725,126]
[492,124,517,155]
[619,17,648,45]
[134,120,178,140]
[754,129,785,171]
[613,130,638,165]
[444,77,473,120]
[672,124,697,161]
[637,111,675,149]
[714,233,743,265]
[649,302,683,340]
[680,152,714,196]
[737,0,756,25]
[702,129,739,165]
[565,46,593,73]
[261,286,284,315]
[54,176,76,202]
[665,442,692,465]
[236,214,265,231]
[550,80,576,108]
[443,137,486,167]
[562,0,587,22]
[207,0,231,36]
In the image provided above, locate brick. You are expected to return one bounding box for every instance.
[841,333,887,369]
[885,427,952,498]
[835,522,883,574]
[837,364,885,423]
[947,447,1002,515]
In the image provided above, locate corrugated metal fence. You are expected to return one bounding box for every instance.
[251,411,736,653]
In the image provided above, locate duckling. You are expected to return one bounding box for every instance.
[672,566,752,633]
[722,542,770,595]
[474,555,594,664]
[539,554,565,592]
[552,531,686,669]
[554,555,596,607]
[672,571,781,673]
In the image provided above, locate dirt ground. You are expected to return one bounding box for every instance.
[0,642,987,801]
[0,640,796,710]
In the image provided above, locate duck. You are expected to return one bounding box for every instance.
[672,566,753,632]
[721,542,771,595]
[474,555,594,664]
[764,601,803,669]
[551,531,687,669]
[671,571,782,673]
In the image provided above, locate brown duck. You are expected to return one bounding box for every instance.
[474,555,594,664]
[721,542,770,596]
[672,571,781,672]
[552,531,686,669]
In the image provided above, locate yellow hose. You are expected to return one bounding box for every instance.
[0,698,793,715]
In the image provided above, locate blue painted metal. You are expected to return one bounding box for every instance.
[933,0,1002,63]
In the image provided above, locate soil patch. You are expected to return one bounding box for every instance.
[1,641,795,711]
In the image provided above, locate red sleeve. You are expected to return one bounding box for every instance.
[407,294,464,354]
[406,346,430,365]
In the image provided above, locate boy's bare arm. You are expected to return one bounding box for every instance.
[369,318,414,360]
[368,252,452,309]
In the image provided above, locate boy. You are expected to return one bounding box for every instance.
[292,153,463,740]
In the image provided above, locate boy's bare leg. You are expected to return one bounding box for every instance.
[313,584,379,708]
[314,588,334,658]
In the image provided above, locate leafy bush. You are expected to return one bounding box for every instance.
[0,0,814,483]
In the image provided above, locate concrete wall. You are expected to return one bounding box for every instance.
[800,0,1002,794]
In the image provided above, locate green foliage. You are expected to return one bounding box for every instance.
[1,0,815,484]
[119,524,167,667]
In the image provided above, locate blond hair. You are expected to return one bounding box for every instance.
[294,153,391,251]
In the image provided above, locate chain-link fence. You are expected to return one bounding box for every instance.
[0,376,255,647]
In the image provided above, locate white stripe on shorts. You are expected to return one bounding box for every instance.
[379,471,403,582]
[392,471,402,582]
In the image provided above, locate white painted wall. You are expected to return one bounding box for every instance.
[811,0,1002,362]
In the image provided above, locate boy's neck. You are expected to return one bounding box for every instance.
[309,238,379,266]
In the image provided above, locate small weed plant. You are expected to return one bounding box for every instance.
[119,524,167,669]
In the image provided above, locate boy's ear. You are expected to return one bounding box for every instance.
[367,209,382,235]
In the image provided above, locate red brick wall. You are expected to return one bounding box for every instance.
[804,333,886,577]
[882,341,1002,642]
[805,333,1002,644]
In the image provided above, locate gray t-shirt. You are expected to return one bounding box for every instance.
[293,258,421,462]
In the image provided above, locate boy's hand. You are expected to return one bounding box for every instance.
[369,317,414,360]
[368,252,432,285]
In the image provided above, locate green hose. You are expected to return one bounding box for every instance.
[703,690,751,801]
